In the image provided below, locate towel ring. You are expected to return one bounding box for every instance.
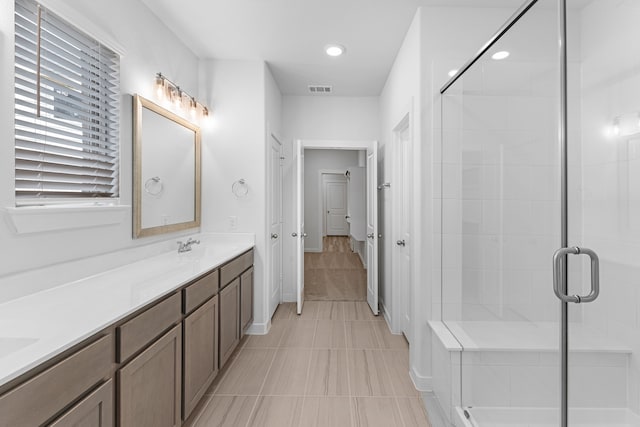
[232,179,248,198]
[144,176,164,197]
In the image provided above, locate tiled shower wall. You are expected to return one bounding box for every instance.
[440,3,566,324]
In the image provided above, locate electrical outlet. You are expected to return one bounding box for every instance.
[229,216,238,230]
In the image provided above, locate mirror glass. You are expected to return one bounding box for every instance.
[133,94,201,238]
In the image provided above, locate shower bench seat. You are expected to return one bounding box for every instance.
[428,320,633,427]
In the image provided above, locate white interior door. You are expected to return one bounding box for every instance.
[269,134,283,319]
[294,141,305,314]
[366,143,379,315]
[396,123,412,338]
[324,175,348,236]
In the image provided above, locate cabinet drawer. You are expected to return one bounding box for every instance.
[183,269,218,314]
[220,249,253,288]
[0,334,113,427]
[118,292,181,362]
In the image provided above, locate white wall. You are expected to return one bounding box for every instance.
[281,96,380,301]
[303,149,360,252]
[378,10,421,342]
[0,0,200,281]
[198,59,270,331]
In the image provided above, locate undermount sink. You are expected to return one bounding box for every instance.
[0,337,38,358]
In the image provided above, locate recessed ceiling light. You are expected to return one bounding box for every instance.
[491,51,510,60]
[448,69,458,77]
[325,44,345,57]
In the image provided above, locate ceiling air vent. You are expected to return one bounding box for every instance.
[308,85,332,94]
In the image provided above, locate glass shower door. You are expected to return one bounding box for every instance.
[564,0,640,425]
[439,0,564,424]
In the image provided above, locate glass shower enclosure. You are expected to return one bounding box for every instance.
[439,0,640,425]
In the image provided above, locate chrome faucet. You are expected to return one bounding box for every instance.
[177,237,201,253]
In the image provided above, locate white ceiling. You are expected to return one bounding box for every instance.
[141,0,529,96]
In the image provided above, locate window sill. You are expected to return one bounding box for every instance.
[3,204,130,235]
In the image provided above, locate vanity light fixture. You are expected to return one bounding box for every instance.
[154,72,210,121]
[491,50,510,60]
[325,44,345,57]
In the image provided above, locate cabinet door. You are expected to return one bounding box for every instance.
[47,379,113,427]
[119,325,181,427]
[240,267,254,337]
[219,278,240,368]
[183,295,218,419]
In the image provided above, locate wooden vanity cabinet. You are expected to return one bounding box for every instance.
[219,277,240,367]
[119,325,182,427]
[0,247,254,427]
[182,295,218,420]
[240,266,254,338]
[0,334,113,427]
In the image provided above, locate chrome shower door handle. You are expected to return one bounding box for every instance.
[552,246,600,304]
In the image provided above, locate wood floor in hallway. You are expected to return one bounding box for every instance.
[184,301,431,427]
[304,236,367,301]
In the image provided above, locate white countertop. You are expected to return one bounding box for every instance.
[0,233,254,388]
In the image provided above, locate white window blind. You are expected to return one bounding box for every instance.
[14,0,120,204]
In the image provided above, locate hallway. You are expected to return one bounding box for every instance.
[304,237,367,301]
[185,301,430,427]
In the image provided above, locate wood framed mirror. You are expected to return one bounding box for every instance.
[133,94,201,238]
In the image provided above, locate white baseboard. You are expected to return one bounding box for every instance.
[380,300,392,329]
[245,320,270,335]
[304,247,322,253]
[359,253,367,268]
[422,392,455,427]
[410,367,432,392]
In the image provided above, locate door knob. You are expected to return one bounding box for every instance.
[271,233,279,239]
[367,233,374,239]
[303,233,308,238]
[291,232,298,237]
[396,240,406,246]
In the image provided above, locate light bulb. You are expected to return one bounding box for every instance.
[173,90,183,109]
[190,98,197,118]
[155,75,165,100]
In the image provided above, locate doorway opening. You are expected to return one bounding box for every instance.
[292,140,379,315]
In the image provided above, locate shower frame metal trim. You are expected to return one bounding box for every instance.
[439,0,540,94]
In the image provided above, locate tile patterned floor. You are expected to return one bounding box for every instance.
[185,301,432,427]
[304,237,367,301]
